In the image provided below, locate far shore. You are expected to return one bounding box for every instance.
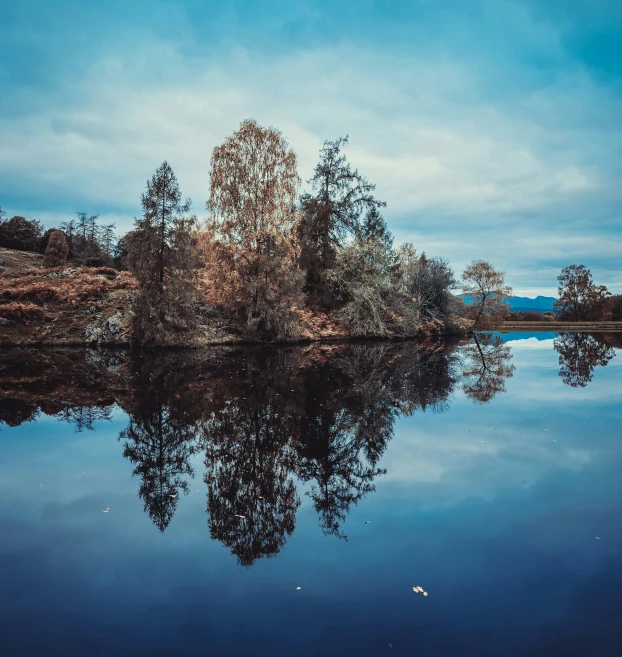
[499,321,622,332]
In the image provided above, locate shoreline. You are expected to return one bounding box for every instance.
[498,322,622,332]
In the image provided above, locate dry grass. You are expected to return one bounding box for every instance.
[0,267,136,309]
[0,301,46,323]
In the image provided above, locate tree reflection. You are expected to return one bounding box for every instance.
[0,339,516,561]
[119,351,204,531]
[460,334,515,403]
[202,350,300,566]
[554,332,616,388]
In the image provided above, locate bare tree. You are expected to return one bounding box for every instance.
[206,118,303,340]
[462,260,512,328]
[127,161,198,345]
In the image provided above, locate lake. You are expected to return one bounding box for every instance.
[0,332,621,656]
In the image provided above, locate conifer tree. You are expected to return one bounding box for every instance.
[127,161,198,345]
[297,136,385,299]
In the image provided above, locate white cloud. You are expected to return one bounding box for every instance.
[1,39,620,294]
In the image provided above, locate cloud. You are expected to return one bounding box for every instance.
[1,0,621,294]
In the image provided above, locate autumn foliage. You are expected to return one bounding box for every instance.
[205,119,304,340]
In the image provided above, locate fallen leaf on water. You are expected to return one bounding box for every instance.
[296,586,302,590]
[423,592,428,597]
[364,521,371,524]
[595,537,601,540]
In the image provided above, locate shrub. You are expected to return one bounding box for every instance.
[44,231,69,268]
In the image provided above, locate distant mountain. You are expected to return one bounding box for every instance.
[458,294,556,312]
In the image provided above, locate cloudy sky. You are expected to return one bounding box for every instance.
[1,0,621,296]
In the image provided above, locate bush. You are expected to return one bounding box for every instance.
[0,216,43,252]
[326,238,418,337]
[393,245,456,318]
[0,302,45,323]
[44,231,69,268]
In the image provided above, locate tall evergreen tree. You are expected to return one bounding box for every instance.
[297,136,385,299]
[127,161,198,345]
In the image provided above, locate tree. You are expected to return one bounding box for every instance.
[0,216,43,252]
[127,161,198,346]
[609,295,622,321]
[297,136,385,300]
[43,230,69,268]
[461,260,512,328]
[99,223,116,257]
[554,265,610,321]
[59,218,77,257]
[206,118,303,340]
[394,245,457,318]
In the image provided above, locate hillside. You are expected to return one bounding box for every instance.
[0,248,468,346]
[0,247,44,273]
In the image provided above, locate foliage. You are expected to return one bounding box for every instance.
[325,237,407,336]
[508,310,555,321]
[554,265,610,321]
[43,230,69,268]
[127,161,198,346]
[461,260,512,328]
[609,295,622,321]
[60,213,116,266]
[297,136,385,298]
[0,301,46,323]
[206,118,303,340]
[393,244,456,318]
[0,215,43,252]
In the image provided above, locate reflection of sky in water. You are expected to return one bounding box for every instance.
[0,337,621,656]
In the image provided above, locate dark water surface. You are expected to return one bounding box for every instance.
[0,333,620,656]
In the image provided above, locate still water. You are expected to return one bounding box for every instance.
[0,333,620,656]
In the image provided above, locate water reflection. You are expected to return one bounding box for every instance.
[119,352,204,531]
[460,333,515,403]
[554,332,617,388]
[0,333,619,564]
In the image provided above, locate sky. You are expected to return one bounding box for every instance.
[1,0,621,297]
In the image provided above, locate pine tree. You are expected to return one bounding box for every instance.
[127,161,198,345]
[297,136,385,299]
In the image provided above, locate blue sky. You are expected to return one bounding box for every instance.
[1,0,621,296]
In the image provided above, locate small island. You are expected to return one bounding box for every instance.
[1,121,620,347]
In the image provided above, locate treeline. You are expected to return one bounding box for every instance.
[123,120,512,344]
[0,207,118,268]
